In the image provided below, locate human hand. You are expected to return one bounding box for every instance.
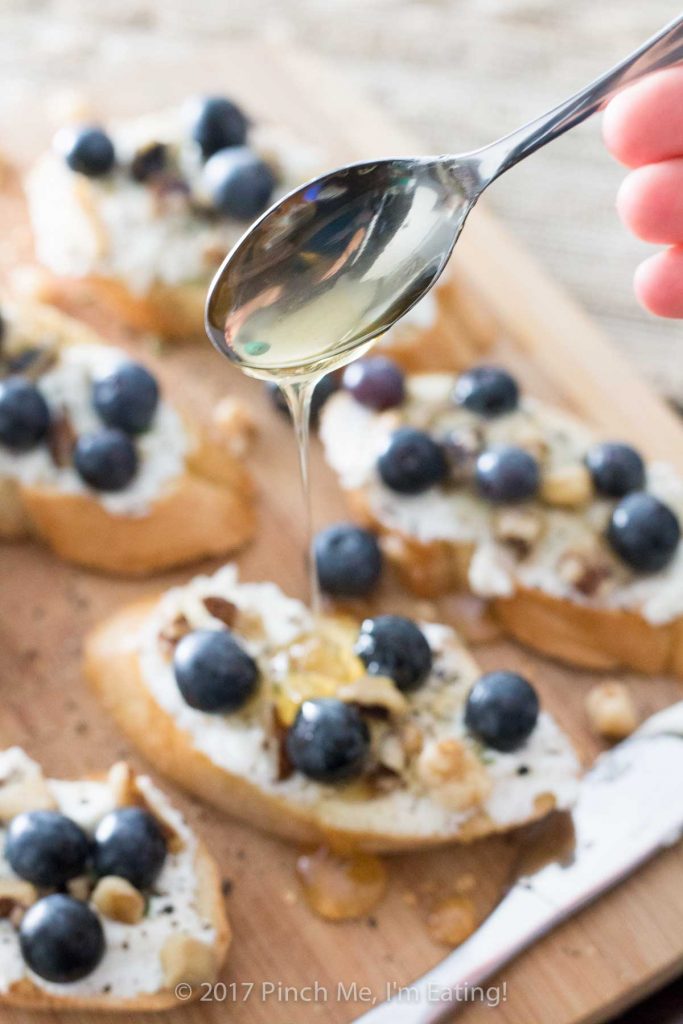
[603,68,683,318]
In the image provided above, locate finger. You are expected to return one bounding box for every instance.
[602,68,683,168]
[617,159,683,244]
[634,246,683,319]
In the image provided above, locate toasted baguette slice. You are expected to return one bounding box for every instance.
[0,747,229,1010]
[0,301,255,574]
[320,370,683,676]
[29,271,208,342]
[85,564,579,854]
[23,104,321,340]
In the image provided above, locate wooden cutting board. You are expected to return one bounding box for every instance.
[1,40,683,1024]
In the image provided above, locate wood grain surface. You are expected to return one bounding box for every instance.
[0,41,682,1024]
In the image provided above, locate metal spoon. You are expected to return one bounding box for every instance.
[206,14,683,381]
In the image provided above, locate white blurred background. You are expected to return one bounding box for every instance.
[1,0,680,395]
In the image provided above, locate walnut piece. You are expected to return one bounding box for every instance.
[541,464,593,508]
[0,879,38,925]
[161,934,217,989]
[417,739,492,811]
[0,757,57,820]
[399,721,424,758]
[92,876,145,924]
[440,425,482,483]
[586,682,638,740]
[557,548,613,597]
[337,675,408,716]
[492,507,544,557]
[202,596,237,628]
[159,614,192,654]
[376,733,406,774]
[67,875,93,902]
[47,407,77,467]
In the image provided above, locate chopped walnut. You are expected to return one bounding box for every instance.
[492,507,544,558]
[202,596,237,628]
[4,345,57,380]
[586,682,638,740]
[150,175,192,216]
[417,739,492,812]
[47,407,77,467]
[266,707,294,782]
[557,549,613,597]
[159,614,192,654]
[399,721,424,758]
[337,675,408,716]
[440,425,482,483]
[0,880,38,924]
[541,464,593,508]
[92,876,145,924]
[377,733,406,774]
[67,875,93,902]
[161,934,217,988]
[366,765,403,795]
[130,142,167,182]
[235,608,265,642]
[0,759,57,820]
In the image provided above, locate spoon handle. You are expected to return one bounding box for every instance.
[479,12,683,183]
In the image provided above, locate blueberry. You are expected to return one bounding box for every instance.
[20,894,104,983]
[73,429,138,491]
[378,427,448,494]
[285,698,370,783]
[465,671,539,752]
[173,629,259,713]
[57,125,115,177]
[203,147,276,220]
[586,442,645,498]
[267,373,339,427]
[314,523,382,597]
[93,361,159,434]
[6,811,89,887]
[188,96,249,158]
[607,491,680,572]
[453,366,519,418]
[0,377,50,452]
[475,444,539,503]
[93,807,167,891]
[354,615,432,692]
[342,357,405,411]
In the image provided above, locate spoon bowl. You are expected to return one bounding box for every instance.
[205,156,475,380]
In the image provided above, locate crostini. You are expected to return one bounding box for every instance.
[320,360,683,676]
[0,747,229,1010]
[24,97,319,339]
[85,564,579,853]
[0,300,255,574]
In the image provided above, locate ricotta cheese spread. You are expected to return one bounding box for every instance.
[320,373,683,626]
[25,109,321,294]
[0,341,189,516]
[137,565,579,840]
[0,748,214,999]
